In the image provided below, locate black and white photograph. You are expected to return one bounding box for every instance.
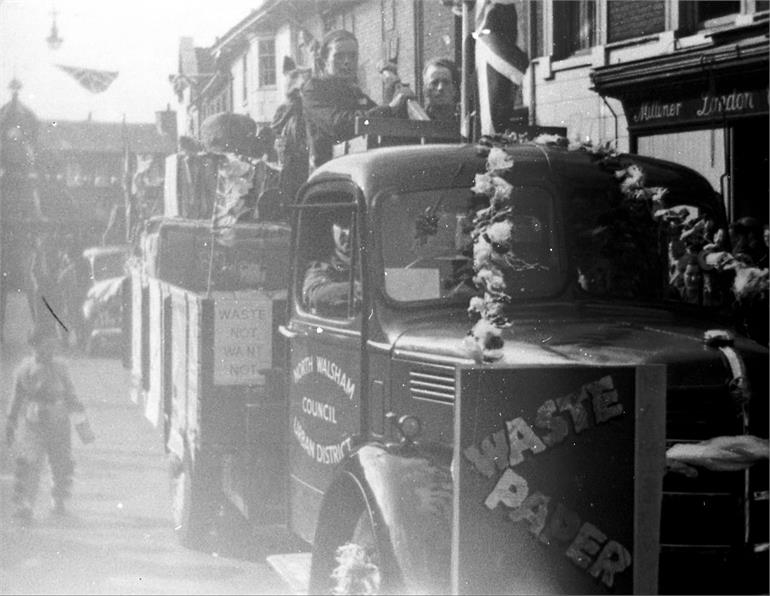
[0,1,768,594]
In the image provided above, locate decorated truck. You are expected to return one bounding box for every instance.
[130,136,768,595]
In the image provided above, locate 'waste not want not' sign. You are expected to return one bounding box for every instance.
[213,292,273,386]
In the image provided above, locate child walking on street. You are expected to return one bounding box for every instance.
[5,322,88,524]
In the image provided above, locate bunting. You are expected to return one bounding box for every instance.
[56,65,119,94]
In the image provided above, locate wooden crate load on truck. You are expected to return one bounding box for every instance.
[126,120,293,544]
[129,215,291,547]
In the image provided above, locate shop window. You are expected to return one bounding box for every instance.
[322,12,337,33]
[258,39,276,88]
[607,0,665,43]
[678,1,740,33]
[552,0,597,60]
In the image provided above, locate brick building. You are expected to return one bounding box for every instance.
[36,112,176,247]
[526,0,768,224]
[170,1,768,224]
[170,0,459,135]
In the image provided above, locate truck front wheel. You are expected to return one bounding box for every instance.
[308,480,399,595]
[169,451,218,550]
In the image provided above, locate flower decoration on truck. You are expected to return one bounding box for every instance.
[463,142,550,361]
[462,132,769,361]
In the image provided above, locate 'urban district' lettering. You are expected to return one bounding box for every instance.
[293,417,352,465]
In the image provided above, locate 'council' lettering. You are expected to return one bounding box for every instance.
[302,396,337,424]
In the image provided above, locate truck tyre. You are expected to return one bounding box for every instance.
[169,451,217,550]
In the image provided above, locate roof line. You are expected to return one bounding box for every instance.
[210,0,283,55]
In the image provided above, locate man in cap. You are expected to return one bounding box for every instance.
[6,322,87,522]
[302,211,361,316]
[301,29,415,171]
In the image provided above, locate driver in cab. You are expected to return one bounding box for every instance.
[302,215,361,316]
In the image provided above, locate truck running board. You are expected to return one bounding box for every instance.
[266,553,311,595]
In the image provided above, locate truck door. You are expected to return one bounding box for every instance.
[283,186,363,543]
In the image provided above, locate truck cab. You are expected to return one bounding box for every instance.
[282,142,768,594]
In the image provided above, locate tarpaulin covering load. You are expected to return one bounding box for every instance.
[200,113,259,157]
[156,219,290,292]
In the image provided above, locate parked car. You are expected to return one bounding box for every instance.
[82,245,130,355]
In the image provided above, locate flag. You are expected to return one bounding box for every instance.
[56,64,118,93]
[121,117,135,244]
[473,0,530,135]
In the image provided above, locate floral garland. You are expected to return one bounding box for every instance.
[210,152,258,247]
[463,132,769,361]
[463,137,552,361]
[330,542,381,595]
[215,152,256,216]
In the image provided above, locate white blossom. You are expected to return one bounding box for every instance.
[487,147,514,171]
[473,234,493,269]
[471,172,495,196]
[733,267,769,299]
[490,176,514,207]
[486,220,513,246]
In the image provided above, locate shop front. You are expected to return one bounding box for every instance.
[591,25,769,225]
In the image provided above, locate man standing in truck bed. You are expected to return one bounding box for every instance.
[301,29,415,171]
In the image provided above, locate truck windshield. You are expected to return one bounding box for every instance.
[566,186,734,310]
[379,186,562,303]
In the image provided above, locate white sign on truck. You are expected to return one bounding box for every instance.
[213,291,273,385]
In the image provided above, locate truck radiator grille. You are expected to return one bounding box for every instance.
[659,382,755,594]
[408,368,455,404]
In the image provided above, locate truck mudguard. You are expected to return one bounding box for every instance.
[309,441,453,595]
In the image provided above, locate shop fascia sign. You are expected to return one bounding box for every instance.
[626,86,768,129]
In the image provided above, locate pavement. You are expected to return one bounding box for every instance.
[0,291,296,595]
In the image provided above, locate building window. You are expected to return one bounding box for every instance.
[242,53,248,103]
[678,1,740,33]
[258,39,276,87]
[322,12,336,32]
[552,0,597,60]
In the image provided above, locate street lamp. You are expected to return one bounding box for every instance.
[46,8,62,51]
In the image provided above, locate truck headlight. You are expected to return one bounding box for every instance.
[397,414,422,442]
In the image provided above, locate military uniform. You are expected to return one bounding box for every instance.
[7,353,84,519]
[300,75,381,171]
[302,255,362,316]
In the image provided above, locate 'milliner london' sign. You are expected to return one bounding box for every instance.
[628,87,768,129]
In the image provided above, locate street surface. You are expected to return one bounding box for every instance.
[0,291,297,595]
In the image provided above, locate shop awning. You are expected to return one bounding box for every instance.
[591,33,768,100]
